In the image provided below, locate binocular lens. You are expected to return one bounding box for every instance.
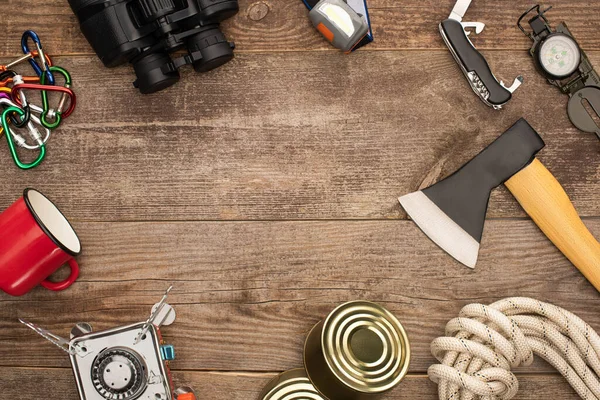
[186,27,235,73]
[198,0,240,21]
[132,53,180,94]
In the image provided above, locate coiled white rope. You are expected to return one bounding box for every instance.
[428,297,600,399]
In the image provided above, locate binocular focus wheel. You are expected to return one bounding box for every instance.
[193,43,235,73]
[132,53,180,94]
[187,28,235,73]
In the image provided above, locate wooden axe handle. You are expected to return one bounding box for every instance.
[505,158,600,291]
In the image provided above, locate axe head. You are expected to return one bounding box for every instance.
[399,119,545,268]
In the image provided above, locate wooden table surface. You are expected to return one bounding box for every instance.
[1,1,599,398]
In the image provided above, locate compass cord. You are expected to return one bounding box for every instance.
[428,297,600,399]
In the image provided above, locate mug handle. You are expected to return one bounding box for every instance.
[41,259,80,292]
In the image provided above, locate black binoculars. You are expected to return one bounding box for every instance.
[69,0,239,94]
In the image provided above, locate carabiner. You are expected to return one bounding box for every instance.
[40,66,73,129]
[21,31,55,85]
[6,75,32,128]
[2,106,46,170]
[0,87,11,112]
[0,51,53,75]
[8,104,31,129]
[0,75,40,87]
[11,82,76,119]
[0,92,10,137]
[0,93,35,141]
[0,98,50,149]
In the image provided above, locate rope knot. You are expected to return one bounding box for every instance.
[428,298,600,400]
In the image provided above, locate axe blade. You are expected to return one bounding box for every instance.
[399,119,545,269]
[399,191,480,268]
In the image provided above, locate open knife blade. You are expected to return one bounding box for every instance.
[449,0,471,22]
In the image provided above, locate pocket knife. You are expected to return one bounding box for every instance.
[440,0,524,109]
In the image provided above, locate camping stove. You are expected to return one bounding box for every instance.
[20,286,196,400]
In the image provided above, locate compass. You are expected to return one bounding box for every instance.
[519,5,600,139]
[537,33,581,79]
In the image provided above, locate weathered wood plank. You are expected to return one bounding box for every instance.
[0,368,582,400]
[2,1,600,56]
[2,3,598,400]
[1,51,599,221]
[1,220,598,371]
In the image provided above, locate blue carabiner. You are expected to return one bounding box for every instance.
[21,30,55,85]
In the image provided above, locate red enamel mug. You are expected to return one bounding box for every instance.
[0,189,81,296]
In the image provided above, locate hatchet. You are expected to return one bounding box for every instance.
[399,118,600,291]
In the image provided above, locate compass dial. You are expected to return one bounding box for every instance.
[538,34,581,78]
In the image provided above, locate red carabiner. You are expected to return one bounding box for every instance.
[12,83,76,118]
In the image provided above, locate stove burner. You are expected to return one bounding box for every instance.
[91,347,147,400]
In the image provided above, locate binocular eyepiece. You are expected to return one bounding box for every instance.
[69,0,239,94]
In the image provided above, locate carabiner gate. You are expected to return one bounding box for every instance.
[40,66,74,129]
[6,74,32,128]
[21,30,55,85]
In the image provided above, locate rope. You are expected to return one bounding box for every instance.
[428,297,600,400]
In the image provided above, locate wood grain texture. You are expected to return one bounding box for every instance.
[1,220,598,372]
[0,368,584,400]
[2,1,600,398]
[507,159,600,291]
[2,0,600,55]
[0,51,599,221]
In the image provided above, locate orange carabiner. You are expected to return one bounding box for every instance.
[0,75,40,87]
[0,51,53,72]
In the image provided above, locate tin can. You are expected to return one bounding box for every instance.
[304,301,410,399]
[259,368,326,400]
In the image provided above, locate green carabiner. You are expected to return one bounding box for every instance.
[40,66,72,129]
[2,106,46,169]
